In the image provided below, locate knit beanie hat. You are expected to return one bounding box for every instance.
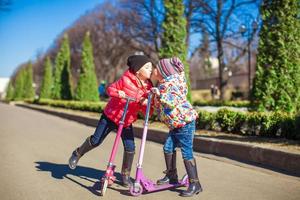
[156,57,184,78]
[127,55,152,74]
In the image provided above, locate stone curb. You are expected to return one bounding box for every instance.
[16,103,300,177]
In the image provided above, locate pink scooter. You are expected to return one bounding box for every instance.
[129,92,189,196]
[100,96,135,196]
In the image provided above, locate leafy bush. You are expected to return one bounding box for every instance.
[35,99,106,113]
[214,109,247,133]
[197,108,300,140]
[197,110,217,130]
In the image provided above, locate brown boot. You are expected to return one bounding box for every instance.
[157,151,178,185]
[68,136,95,170]
[180,158,203,197]
[121,150,135,187]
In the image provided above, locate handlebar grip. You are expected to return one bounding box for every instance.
[124,96,136,102]
[109,94,135,102]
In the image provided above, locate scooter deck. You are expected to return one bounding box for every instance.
[134,174,188,193]
[144,181,186,192]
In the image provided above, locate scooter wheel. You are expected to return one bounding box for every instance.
[129,184,143,196]
[100,178,109,196]
[181,174,189,187]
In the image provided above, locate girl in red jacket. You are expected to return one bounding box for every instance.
[68,55,153,187]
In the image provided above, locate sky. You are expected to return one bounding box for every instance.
[0,0,104,77]
[0,0,259,78]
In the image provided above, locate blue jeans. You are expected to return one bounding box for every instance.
[163,121,195,160]
[90,113,135,152]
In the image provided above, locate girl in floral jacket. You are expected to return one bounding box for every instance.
[151,57,203,197]
[68,55,153,187]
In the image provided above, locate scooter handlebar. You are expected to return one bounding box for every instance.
[119,96,135,123]
[124,96,136,102]
[109,93,136,102]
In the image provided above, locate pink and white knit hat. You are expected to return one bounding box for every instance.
[156,57,184,78]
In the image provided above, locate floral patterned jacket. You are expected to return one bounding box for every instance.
[154,73,198,130]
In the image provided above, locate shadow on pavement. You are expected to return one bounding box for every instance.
[35,161,126,196]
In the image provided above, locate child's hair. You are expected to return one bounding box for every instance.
[156,57,184,78]
[127,55,152,74]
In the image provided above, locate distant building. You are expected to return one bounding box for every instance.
[0,77,10,99]
[189,55,250,91]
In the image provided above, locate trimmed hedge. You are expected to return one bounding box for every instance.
[31,99,106,113]
[29,99,300,140]
[197,109,300,140]
[193,100,250,108]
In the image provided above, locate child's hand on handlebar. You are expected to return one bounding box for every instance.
[151,87,160,96]
[118,90,126,98]
[140,97,148,106]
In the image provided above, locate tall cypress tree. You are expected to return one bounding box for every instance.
[252,0,300,113]
[52,34,73,100]
[75,31,99,101]
[40,57,53,99]
[159,0,191,101]
[14,68,26,100]
[5,81,14,101]
[23,62,35,99]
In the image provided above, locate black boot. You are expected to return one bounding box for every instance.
[180,158,203,197]
[157,151,178,185]
[68,136,95,170]
[121,150,135,187]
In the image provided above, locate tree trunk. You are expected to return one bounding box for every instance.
[216,0,225,100]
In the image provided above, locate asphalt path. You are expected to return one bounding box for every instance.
[0,102,299,200]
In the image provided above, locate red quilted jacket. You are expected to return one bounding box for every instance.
[103,70,153,127]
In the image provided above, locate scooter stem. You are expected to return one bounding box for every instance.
[108,96,134,164]
[137,93,153,167]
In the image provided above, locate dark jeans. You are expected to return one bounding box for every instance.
[163,120,195,160]
[90,113,135,152]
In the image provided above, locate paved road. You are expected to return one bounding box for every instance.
[0,102,299,200]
